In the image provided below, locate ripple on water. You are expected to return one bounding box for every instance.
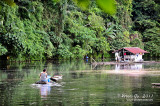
[31,82,62,88]
[65,88,79,91]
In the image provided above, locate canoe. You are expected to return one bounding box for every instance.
[151,83,160,86]
[35,75,62,84]
[35,81,48,84]
[51,75,62,82]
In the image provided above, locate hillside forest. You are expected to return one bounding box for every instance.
[0,0,160,61]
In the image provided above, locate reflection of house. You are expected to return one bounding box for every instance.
[114,47,148,62]
[115,63,143,70]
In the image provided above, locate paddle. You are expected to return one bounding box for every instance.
[50,77,57,82]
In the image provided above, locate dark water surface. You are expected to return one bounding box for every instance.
[0,60,160,106]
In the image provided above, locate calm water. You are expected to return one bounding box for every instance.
[0,60,160,106]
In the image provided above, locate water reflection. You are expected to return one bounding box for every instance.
[40,84,51,99]
[0,60,160,106]
[31,82,62,100]
[115,63,143,70]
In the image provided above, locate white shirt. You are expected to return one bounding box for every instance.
[115,52,119,57]
[40,72,47,81]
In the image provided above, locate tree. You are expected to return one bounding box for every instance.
[132,0,160,57]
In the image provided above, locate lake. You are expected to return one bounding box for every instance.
[0,60,160,106]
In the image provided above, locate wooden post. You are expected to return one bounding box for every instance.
[123,48,124,61]
[92,57,97,63]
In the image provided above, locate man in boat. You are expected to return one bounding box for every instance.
[40,69,48,83]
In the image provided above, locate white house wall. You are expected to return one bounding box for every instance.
[134,54,143,62]
[124,54,143,62]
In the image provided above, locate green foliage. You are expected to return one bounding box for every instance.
[88,12,105,36]
[73,0,116,14]
[115,0,133,30]
[108,32,129,50]
[134,20,157,32]
[96,0,116,14]
[72,45,86,58]
[143,27,160,57]
[103,24,116,39]
[132,0,160,57]
[65,9,111,58]
[57,44,72,59]
[106,23,131,50]
[0,43,7,56]
[65,11,96,58]
[130,38,144,49]
[2,0,16,6]
[72,0,90,10]
[94,37,110,53]
[0,0,159,61]
[0,1,54,60]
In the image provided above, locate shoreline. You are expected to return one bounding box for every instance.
[92,61,160,66]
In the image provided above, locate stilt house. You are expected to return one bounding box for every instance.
[114,47,149,62]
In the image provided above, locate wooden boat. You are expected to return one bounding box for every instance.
[35,81,48,84]
[35,75,62,84]
[51,75,62,82]
[151,83,160,86]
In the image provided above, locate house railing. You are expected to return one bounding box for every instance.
[123,55,135,62]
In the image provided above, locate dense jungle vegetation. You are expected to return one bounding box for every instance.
[0,0,159,61]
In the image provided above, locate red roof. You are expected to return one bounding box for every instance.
[113,47,149,54]
[124,47,148,54]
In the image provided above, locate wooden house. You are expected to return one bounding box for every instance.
[114,47,149,62]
